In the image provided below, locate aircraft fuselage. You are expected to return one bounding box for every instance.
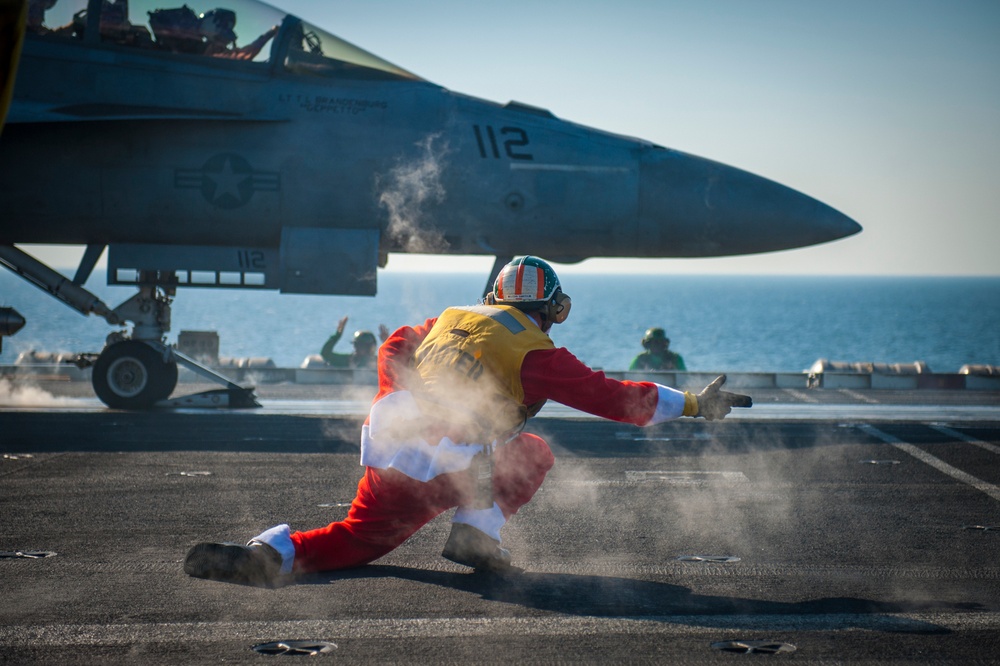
[0,0,862,408]
[1,3,860,296]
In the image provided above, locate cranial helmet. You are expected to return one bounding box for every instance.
[642,327,669,349]
[199,8,237,43]
[487,256,571,324]
[352,330,377,348]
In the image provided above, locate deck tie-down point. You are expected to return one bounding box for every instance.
[252,640,337,655]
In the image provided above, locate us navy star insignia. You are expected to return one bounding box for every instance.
[174,153,280,209]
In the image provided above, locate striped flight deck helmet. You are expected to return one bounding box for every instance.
[487,256,571,324]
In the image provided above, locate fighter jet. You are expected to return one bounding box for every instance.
[0,0,860,408]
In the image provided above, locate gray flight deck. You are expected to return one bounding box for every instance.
[1,379,999,664]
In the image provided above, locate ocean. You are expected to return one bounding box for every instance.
[2,271,998,374]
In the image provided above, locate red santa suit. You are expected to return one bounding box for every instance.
[251,306,690,575]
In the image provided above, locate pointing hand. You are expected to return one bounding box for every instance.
[693,375,752,421]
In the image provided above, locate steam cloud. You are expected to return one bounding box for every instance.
[377,134,450,255]
[0,378,75,407]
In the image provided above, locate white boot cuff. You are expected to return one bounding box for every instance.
[249,523,295,575]
[452,504,506,541]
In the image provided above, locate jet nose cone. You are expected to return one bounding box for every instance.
[638,147,861,256]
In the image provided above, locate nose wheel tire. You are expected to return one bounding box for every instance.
[92,341,179,409]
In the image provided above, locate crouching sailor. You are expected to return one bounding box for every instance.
[184,256,751,586]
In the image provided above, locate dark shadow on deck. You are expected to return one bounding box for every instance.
[301,564,974,634]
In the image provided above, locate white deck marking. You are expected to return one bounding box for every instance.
[625,470,748,484]
[858,424,1000,502]
[930,425,1000,455]
[783,389,819,403]
[840,389,880,404]
[1,613,998,644]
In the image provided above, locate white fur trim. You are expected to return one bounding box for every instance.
[367,390,422,440]
[648,384,687,424]
[453,503,506,541]
[249,523,295,575]
[361,391,487,481]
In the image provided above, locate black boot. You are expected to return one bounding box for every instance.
[184,540,282,587]
[442,523,521,574]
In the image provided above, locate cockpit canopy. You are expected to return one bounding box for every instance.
[27,0,421,80]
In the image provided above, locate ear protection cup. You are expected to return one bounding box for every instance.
[547,290,571,324]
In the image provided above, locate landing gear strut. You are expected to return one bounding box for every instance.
[85,272,183,409]
[0,245,258,410]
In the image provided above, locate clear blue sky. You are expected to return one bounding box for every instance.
[27,0,1000,275]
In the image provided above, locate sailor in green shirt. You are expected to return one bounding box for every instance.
[629,327,687,371]
[321,316,389,369]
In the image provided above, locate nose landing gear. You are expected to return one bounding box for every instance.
[91,340,179,410]
[91,272,258,409]
[1,245,258,410]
